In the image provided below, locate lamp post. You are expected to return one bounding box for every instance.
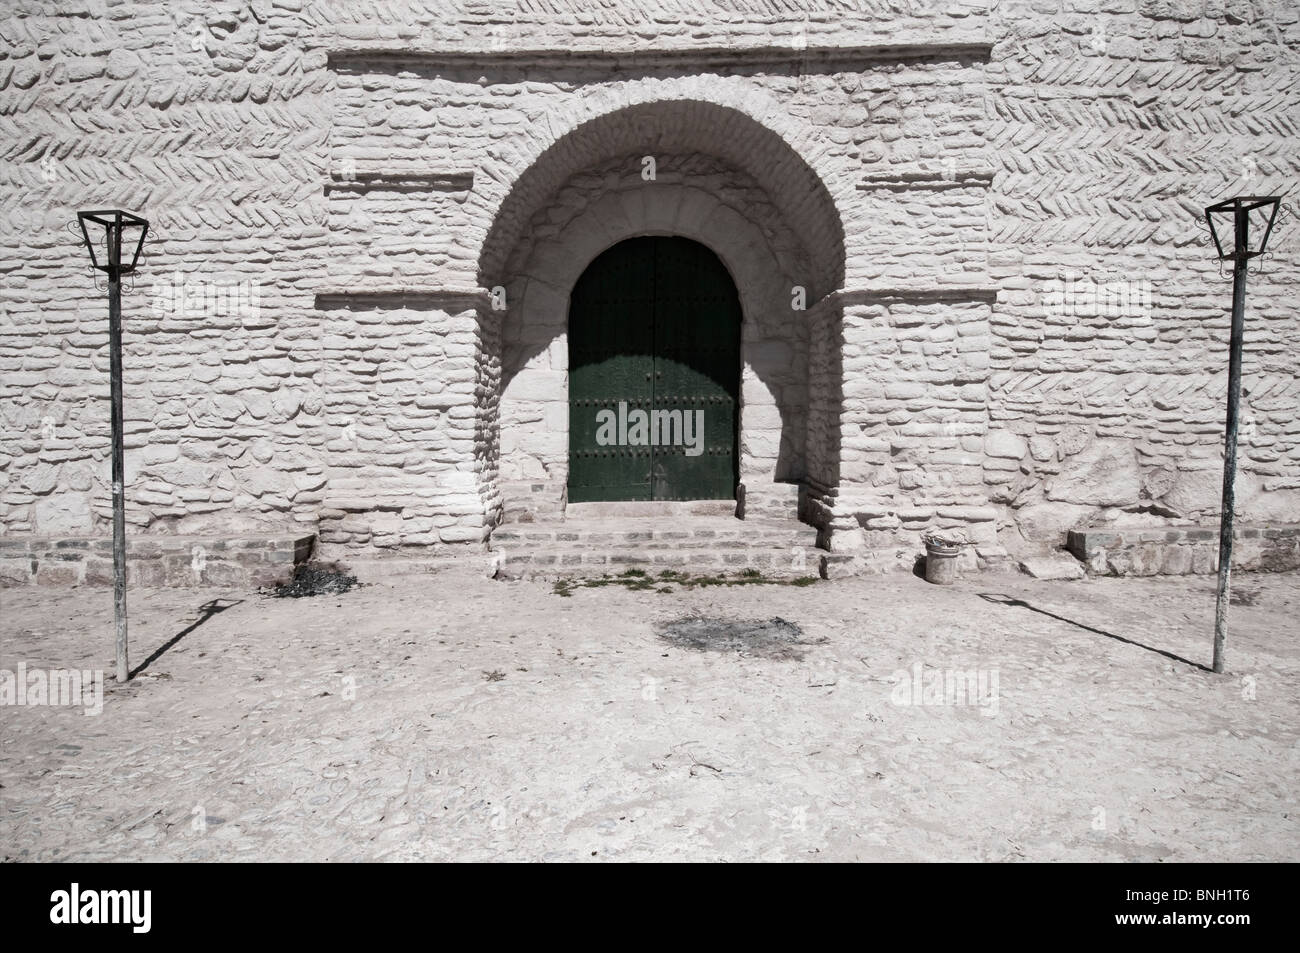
[76,210,149,683]
[1202,196,1280,674]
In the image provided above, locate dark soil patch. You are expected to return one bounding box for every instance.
[268,562,359,598]
[655,616,819,661]
[1230,587,1260,607]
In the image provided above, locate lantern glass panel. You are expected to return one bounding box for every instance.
[1205,206,1231,259]
[1247,200,1279,257]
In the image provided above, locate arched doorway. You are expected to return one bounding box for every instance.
[568,236,741,502]
[479,98,848,526]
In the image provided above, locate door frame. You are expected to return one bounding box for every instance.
[565,235,743,504]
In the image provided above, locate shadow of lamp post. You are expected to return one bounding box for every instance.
[1202,196,1280,674]
[76,210,149,683]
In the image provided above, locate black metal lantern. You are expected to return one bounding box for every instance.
[1201,195,1281,674]
[1203,196,1280,263]
[77,209,149,278]
[76,208,150,683]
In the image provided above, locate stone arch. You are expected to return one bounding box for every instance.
[478,98,846,521]
[477,94,847,297]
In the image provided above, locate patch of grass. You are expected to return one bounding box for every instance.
[692,575,729,587]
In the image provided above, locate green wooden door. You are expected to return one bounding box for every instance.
[568,237,740,503]
[568,238,656,502]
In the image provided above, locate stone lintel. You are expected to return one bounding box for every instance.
[324,169,475,193]
[824,285,1001,307]
[857,169,996,191]
[314,288,491,311]
[326,39,994,74]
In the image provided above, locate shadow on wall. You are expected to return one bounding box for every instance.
[803,296,844,537]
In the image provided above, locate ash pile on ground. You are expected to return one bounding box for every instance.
[268,562,358,598]
[655,616,813,660]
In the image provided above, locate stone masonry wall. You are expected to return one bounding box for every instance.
[323,13,989,531]
[0,0,1296,566]
[311,293,493,551]
[829,292,1001,560]
[981,0,1300,557]
[2,0,335,542]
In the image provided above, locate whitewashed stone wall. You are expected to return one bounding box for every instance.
[980,0,1300,558]
[311,292,497,549]
[820,292,1001,558]
[0,0,1296,563]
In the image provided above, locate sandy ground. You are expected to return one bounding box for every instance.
[1,566,1297,862]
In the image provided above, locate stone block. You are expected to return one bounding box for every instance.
[36,563,81,586]
[1018,555,1085,580]
[1046,440,1139,507]
[0,559,33,585]
[985,429,1027,460]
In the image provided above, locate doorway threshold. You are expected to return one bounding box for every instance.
[564,500,738,520]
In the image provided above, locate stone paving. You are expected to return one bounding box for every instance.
[2,567,1297,862]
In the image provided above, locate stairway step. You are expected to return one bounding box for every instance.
[492,518,815,545]
[489,515,823,579]
[493,532,815,546]
[495,547,822,579]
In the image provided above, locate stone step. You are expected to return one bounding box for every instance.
[564,500,737,519]
[1067,523,1300,576]
[493,534,818,553]
[488,516,822,579]
[818,543,1014,579]
[494,546,822,579]
[490,517,817,548]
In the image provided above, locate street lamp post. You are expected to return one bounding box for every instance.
[76,210,149,683]
[1202,196,1280,674]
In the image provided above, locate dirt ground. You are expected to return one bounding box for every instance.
[2,565,1297,862]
